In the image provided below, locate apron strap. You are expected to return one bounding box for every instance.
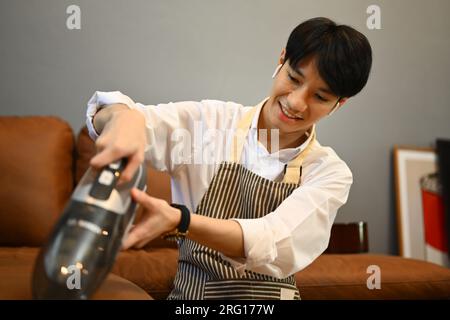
[281,129,316,184]
[229,107,258,163]
[229,100,316,185]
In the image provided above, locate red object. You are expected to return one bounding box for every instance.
[422,189,448,252]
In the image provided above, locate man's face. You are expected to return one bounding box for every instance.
[261,55,345,137]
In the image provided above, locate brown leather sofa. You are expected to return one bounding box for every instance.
[1,116,450,300]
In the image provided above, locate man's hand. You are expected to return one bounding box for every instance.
[122,188,181,250]
[90,106,147,183]
[123,190,245,258]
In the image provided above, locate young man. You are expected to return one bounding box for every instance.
[86,17,372,299]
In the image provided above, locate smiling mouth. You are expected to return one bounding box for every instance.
[278,101,304,120]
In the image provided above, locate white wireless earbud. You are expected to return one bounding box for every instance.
[328,102,340,116]
[271,64,283,79]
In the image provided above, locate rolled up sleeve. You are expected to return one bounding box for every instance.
[85,91,241,174]
[86,91,141,140]
[221,156,353,279]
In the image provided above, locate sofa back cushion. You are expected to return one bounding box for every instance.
[75,126,176,248]
[0,116,75,246]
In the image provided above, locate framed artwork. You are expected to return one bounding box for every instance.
[393,146,437,260]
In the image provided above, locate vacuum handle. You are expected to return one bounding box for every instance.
[88,158,128,200]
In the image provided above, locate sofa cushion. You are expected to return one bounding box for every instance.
[113,247,179,299]
[0,116,75,246]
[296,254,450,299]
[0,247,151,300]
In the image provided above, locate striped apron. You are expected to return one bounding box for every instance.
[167,105,316,300]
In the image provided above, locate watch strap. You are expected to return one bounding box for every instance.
[162,203,190,241]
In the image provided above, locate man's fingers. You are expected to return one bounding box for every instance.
[121,191,166,250]
[131,188,158,210]
[122,225,147,250]
[134,238,150,249]
[121,220,154,250]
[122,233,152,250]
[119,154,144,183]
[90,148,120,169]
[122,231,139,250]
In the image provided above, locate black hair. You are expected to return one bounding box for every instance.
[285,17,372,98]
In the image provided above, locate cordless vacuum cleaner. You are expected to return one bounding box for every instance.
[32,159,147,299]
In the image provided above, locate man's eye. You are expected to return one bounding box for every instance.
[316,94,328,102]
[288,74,299,83]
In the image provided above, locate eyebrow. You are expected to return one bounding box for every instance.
[291,67,334,95]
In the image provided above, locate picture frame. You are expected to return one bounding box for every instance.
[393,146,437,260]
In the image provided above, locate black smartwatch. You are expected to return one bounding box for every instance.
[162,204,190,241]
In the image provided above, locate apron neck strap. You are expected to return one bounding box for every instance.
[229,107,258,163]
[281,128,315,184]
[229,101,316,184]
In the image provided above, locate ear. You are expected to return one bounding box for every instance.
[337,97,348,109]
[279,48,286,65]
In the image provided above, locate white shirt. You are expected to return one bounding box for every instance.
[86,91,353,279]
